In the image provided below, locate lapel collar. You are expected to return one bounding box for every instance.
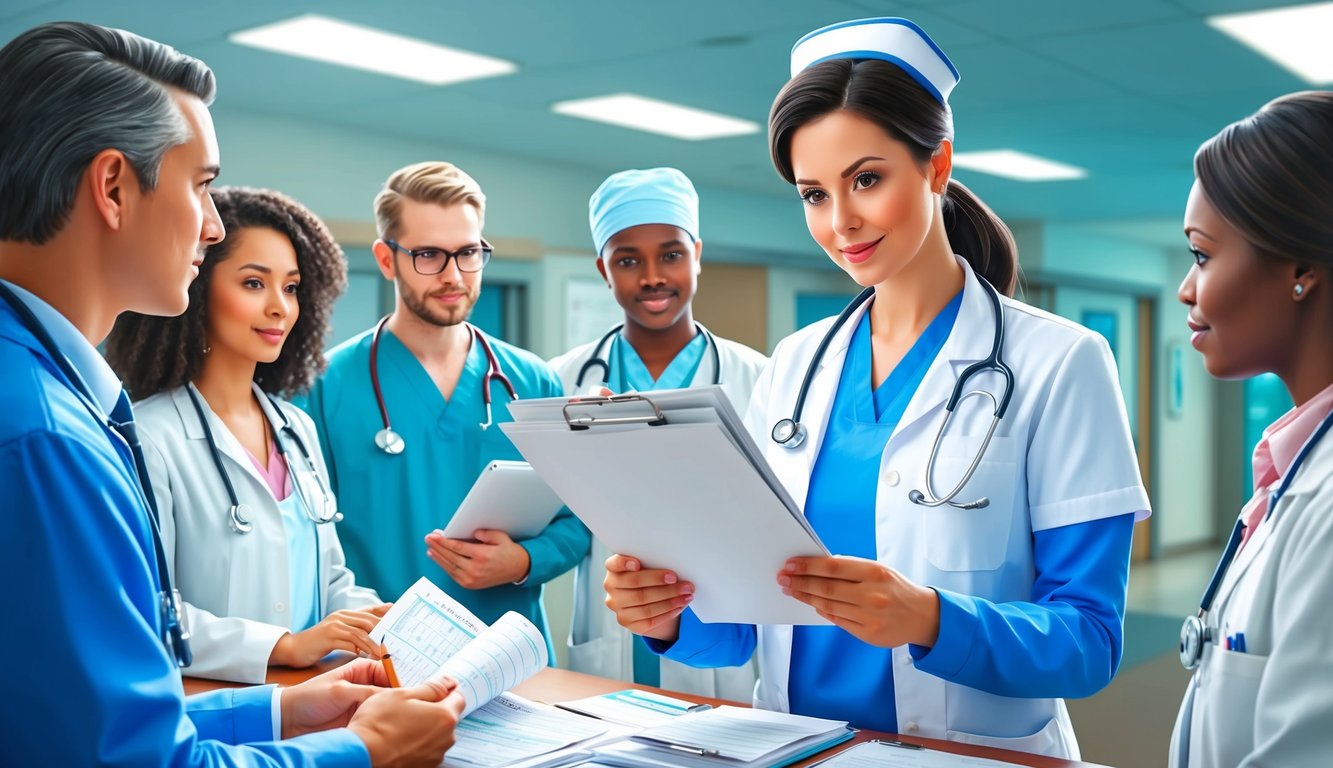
[888,257,996,443]
[177,382,272,491]
[1215,502,1280,611]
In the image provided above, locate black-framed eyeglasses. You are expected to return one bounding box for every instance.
[385,239,493,275]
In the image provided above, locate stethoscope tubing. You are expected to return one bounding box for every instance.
[368,317,517,451]
[574,322,723,389]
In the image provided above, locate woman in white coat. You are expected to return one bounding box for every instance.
[107,187,386,683]
[548,167,768,700]
[1169,91,1333,767]
[603,18,1149,759]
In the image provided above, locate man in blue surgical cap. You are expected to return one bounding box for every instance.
[549,166,767,700]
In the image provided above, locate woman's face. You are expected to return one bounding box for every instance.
[789,109,945,287]
[206,226,300,366]
[1179,180,1298,380]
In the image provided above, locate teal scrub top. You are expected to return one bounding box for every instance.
[791,294,962,732]
[614,331,707,393]
[300,327,591,648]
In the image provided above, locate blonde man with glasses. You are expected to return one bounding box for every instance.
[301,162,589,658]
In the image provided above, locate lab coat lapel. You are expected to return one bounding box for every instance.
[889,258,993,444]
[174,383,272,492]
[1214,502,1280,612]
[779,301,868,510]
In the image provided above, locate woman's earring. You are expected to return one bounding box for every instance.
[1294,283,1306,299]
[203,344,212,354]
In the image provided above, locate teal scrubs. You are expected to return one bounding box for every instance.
[614,331,706,393]
[790,293,961,732]
[300,327,591,651]
[609,330,706,685]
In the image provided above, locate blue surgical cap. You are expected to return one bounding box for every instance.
[589,167,699,256]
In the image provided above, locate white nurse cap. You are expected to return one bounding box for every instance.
[789,17,960,105]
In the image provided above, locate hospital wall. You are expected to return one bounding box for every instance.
[211,105,1228,662]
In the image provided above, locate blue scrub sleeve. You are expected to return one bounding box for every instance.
[3,431,369,767]
[647,608,757,668]
[519,506,592,585]
[909,513,1135,698]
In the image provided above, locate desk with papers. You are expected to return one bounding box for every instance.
[184,662,1109,768]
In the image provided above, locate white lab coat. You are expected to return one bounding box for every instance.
[549,325,768,700]
[136,384,380,683]
[741,258,1149,758]
[1169,426,1333,767]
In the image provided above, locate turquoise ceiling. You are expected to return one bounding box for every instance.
[1,0,1323,227]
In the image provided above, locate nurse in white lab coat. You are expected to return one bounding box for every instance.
[1169,91,1333,768]
[548,168,768,700]
[602,18,1149,759]
[106,187,385,683]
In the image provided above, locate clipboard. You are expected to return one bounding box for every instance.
[442,460,564,541]
[501,387,829,626]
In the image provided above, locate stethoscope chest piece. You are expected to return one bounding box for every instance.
[229,503,254,535]
[771,418,807,449]
[1180,614,1207,671]
[375,427,405,455]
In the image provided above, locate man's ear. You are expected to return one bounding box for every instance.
[693,239,704,277]
[595,255,610,288]
[87,149,134,231]
[372,240,396,281]
[930,139,953,195]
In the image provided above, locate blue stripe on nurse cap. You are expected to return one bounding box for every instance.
[790,18,960,105]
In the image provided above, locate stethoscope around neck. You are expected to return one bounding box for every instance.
[369,315,518,455]
[0,282,193,667]
[574,322,722,390]
[770,275,1014,510]
[184,384,341,535]
[1179,409,1333,670]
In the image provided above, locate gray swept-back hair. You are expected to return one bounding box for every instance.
[0,21,216,244]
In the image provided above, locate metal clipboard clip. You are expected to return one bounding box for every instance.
[563,393,669,431]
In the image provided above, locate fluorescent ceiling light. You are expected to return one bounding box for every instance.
[951,150,1086,181]
[1208,2,1333,83]
[229,14,516,85]
[552,93,759,140]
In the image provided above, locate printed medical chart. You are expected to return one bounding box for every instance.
[371,577,548,716]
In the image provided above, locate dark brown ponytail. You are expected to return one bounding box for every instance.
[769,58,1017,296]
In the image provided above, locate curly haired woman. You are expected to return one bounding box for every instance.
[107,186,388,683]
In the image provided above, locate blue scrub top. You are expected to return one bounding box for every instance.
[614,331,706,392]
[0,285,365,765]
[301,326,590,648]
[791,294,962,731]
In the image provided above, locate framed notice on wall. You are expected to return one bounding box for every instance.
[564,276,623,350]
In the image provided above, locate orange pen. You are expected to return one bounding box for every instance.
[380,643,401,688]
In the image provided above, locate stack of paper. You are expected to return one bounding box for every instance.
[371,578,615,768]
[502,387,830,625]
[589,706,853,768]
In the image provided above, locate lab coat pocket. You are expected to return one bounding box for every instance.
[1196,646,1267,765]
[947,715,1068,758]
[922,435,1017,572]
[567,631,627,679]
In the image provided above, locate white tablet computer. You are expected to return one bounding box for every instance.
[442,460,564,541]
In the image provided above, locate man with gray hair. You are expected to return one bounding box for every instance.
[0,21,465,766]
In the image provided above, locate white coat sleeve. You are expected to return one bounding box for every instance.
[140,430,287,684]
